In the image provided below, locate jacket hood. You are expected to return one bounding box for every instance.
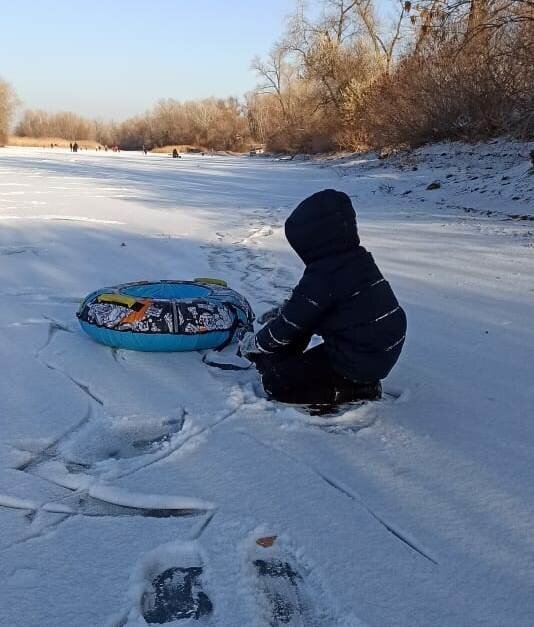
[285,189,360,265]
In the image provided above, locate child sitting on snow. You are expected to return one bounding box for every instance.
[239,189,407,406]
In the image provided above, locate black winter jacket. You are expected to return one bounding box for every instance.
[256,189,407,381]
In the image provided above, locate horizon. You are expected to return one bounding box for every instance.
[1,0,298,121]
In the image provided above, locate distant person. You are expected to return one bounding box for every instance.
[69,142,73,151]
[72,142,78,153]
[50,143,54,149]
[143,145,148,155]
[172,148,180,158]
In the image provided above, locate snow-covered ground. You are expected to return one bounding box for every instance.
[0,143,532,627]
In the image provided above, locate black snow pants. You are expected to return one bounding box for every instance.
[253,341,381,406]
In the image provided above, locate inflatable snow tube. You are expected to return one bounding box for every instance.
[77,279,254,352]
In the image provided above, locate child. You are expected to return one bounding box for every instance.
[239,189,407,407]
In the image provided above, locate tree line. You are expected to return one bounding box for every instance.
[248,0,533,151]
[2,0,533,152]
[12,97,249,151]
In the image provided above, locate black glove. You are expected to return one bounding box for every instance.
[258,300,287,325]
[238,332,262,360]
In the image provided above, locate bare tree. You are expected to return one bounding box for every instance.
[251,46,297,121]
[0,79,17,145]
[413,0,534,46]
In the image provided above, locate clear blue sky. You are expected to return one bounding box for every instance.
[0,0,297,120]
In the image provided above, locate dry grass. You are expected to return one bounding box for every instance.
[8,136,100,149]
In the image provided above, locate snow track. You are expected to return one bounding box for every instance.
[0,145,533,626]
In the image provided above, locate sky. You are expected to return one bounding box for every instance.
[0,0,297,120]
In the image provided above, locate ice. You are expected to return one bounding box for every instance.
[0,144,533,626]
[87,484,214,512]
[0,494,36,511]
[0,214,124,224]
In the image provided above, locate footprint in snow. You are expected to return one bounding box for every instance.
[14,411,188,504]
[251,536,336,627]
[59,411,186,467]
[140,547,213,624]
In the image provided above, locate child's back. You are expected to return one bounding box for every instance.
[243,189,407,405]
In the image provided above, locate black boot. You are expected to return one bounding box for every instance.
[334,379,382,404]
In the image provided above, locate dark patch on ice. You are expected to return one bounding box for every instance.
[506,213,534,221]
[24,510,37,523]
[142,566,213,623]
[0,246,41,256]
[0,491,206,521]
[64,461,91,473]
[54,492,206,519]
[462,206,534,222]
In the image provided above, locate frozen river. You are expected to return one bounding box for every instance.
[0,145,533,626]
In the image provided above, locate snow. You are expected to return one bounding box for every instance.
[0,143,533,626]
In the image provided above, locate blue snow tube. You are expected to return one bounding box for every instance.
[77,279,254,352]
